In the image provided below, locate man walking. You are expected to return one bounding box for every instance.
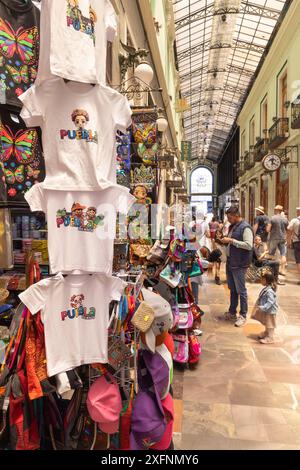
[268,205,289,276]
[221,206,254,327]
[287,207,300,285]
[253,206,270,245]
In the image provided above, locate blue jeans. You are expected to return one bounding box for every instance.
[226,264,248,317]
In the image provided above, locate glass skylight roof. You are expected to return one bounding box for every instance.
[173,0,290,161]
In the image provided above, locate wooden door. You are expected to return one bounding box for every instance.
[276,166,289,214]
[241,191,246,219]
[249,186,255,225]
[260,176,268,215]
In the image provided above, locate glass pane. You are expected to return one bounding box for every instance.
[191,167,213,194]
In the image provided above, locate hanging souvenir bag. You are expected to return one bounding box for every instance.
[178,304,194,329]
[188,335,202,365]
[171,305,180,330]
[159,264,182,289]
[119,384,134,451]
[172,332,189,364]
[147,240,170,265]
[169,239,185,262]
[132,122,157,146]
[131,299,154,333]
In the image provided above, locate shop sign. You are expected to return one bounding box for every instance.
[181,141,192,161]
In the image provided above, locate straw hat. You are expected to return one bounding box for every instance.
[0,288,9,304]
[255,206,265,214]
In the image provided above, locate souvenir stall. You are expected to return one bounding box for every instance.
[0,0,203,452]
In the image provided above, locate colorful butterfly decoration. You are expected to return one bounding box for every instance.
[0,18,39,65]
[26,165,40,179]
[0,125,38,164]
[137,143,158,165]
[4,165,24,184]
[5,64,37,85]
[132,123,157,147]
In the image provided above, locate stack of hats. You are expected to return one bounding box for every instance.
[130,288,175,450]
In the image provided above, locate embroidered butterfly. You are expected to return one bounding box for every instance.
[0,18,39,65]
[4,165,24,184]
[26,165,40,179]
[0,125,38,164]
[6,64,29,84]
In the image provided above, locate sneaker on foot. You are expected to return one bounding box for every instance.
[235,316,247,327]
[215,277,222,285]
[224,312,237,321]
[258,331,267,339]
[193,329,203,336]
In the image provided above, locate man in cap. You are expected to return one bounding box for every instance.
[268,205,289,276]
[253,206,270,247]
[287,207,300,285]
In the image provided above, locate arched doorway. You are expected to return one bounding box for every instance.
[190,167,214,215]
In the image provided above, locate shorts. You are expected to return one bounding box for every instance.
[268,239,287,257]
[208,249,222,263]
[293,241,300,264]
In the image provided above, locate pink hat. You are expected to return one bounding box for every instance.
[152,393,174,450]
[87,373,122,434]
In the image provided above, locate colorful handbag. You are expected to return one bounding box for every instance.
[188,335,201,365]
[188,260,204,278]
[172,332,189,364]
[131,301,154,333]
[160,265,182,288]
[147,240,169,264]
[178,304,194,329]
[169,239,185,262]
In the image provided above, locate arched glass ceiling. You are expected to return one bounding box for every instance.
[173,0,291,162]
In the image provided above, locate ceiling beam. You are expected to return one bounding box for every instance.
[178,39,265,62]
[175,1,281,32]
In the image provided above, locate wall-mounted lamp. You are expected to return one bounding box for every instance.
[156,109,168,133]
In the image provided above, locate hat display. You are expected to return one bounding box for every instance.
[86,373,122,434]
[141,288,173,353]
[130,391,166,450]
[275,205,283,211]
[151,393,174,451]
[156,343,173,393]
[0,289,9,304]
[255,206,265,214]
[137,349,170,403]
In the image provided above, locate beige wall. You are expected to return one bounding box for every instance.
[237,0,300,219]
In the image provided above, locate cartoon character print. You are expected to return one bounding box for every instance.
[0,18,39,101]
[133,185,152,206]
[60,109,98,143]
[61,294,96,321]
[66,0,97,46]
[56,202,105,232]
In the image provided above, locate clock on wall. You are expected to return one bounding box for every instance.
[262,153,282,172]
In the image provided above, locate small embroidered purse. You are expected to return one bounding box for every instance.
[131,301,154,332]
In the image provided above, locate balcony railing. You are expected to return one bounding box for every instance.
[269,118,289,149]
[291,101,300,129]
[254,137,269,162]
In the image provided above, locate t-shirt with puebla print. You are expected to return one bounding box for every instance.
[0,107,45,202]
[0,0,40,108]
[36,0,117,85]
[19,78,132,190]
[25,182,135,274]
[19,273,125,377]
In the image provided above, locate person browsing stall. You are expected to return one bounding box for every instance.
[221,206,254,328]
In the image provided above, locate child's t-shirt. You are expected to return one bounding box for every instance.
[37,0,117,85]
[19,78,132,190]
[19,273,125,376]
[25,182,135,274]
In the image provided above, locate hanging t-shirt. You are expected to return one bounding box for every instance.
[0,0,40,108]
[19,78,132,190]
[25,182,135,273]
[37,0,117,85]
[19,273,125,377]
[0,108,45,202]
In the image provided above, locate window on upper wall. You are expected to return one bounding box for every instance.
[280,71,288,118]
[249,118,255,147]
[241,132,246,156]
[261,98,268,136]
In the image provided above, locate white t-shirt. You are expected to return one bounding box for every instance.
[19,273,125,377]
[37,0,117,85]
[25,183,135,273]
[288,217,300,242]
[19,78,132,190]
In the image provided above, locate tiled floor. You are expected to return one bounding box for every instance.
[173,263,300,450]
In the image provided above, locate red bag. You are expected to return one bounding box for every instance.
[188,335,201,365]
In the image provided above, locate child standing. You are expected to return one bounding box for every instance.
[252,272,278,344]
